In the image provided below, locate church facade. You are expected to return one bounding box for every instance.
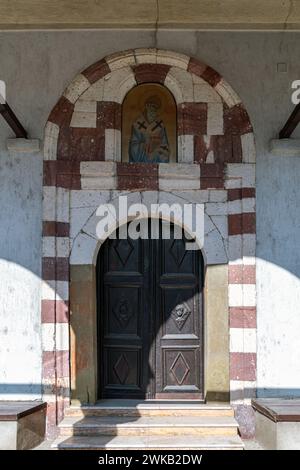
[1,3,300,447]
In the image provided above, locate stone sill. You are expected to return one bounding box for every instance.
[270,139,300,157]
[7,138,40,153]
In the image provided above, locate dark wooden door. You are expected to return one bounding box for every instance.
[97,221,204,399]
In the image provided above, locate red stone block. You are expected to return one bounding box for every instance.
[228,213,256,235]
[224,104,253,135]
[200,177,224,189]
[194,135,209,163]
[82,58,111,84]
[200,163,224,178]
[229,265,256,284]
[42,351,69,380]
[178,103,207,136]
[117,163,158,190]
[187,58,207,78]
[68,127,105,161]
[48,96,74,128]
[43,162,57,186]
[42,257,69,281]
[230,352,256,381]
[41,300,69,323]
[201,65,222,88]
[56,173,81,189]
[42,221,70,237]
[97,101,121,130]
[230,307,257,328]
[56,126,70,160]
[242,188,256,199]
[133,64,170,84]
[228,188,255,201]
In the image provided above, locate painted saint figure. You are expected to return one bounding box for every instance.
[129,95,170,163]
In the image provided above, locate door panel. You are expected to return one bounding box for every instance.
[98,221,204,399]
[155,225,203,398]
[99,233,151,398]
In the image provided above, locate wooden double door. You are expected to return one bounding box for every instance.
[97,221,204,399]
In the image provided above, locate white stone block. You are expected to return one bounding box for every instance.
[141,191,159,208]
[228,235,243,264]
[178,135,194,163]
[7,138,40,153]
[80,161,117,190]
[74,99,97,113]
[70,233,98,265]
[63,74,90,104]
[243,233,256,259]
[229,284,256,307]
[226,164,255,187]
[242,133,256,163]
[242,198,255,213]
[70,111,97,128]
[43,186,56,221]
[56,188,69,223]
[70,205,98,239]
[211,215,228,239]
[105,50,136,71]
[42,280,69,302]
[164,67,194,103]
[205,202,228,216]
[134,48,157,64]
[193,80,222,103]
[105,129,121,161]
[103,67,136,103]
[215,79,242,108]
[225,177,242,189]
[230,380,256,403]
[42,237,55,257]
[157,50,189,70]
[270,138,300,157]
[81,176,117,190]
[204,228,228,265]
[70,190,111,209]
[230,328,256,353]
[80,161,116,176]
[208,190,227,202]
[229,284,243,307]
[44,122,59,161]
[172,190,209,203]
[228,199,243,215]
[80,78,104,101]
[42,323,69,352]
[207,102,223,135]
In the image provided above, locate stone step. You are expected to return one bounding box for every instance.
[65,401,234,418]
[52,434,244,450]
[59,415,238,437]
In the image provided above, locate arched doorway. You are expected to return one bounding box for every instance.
[96,220,204,400]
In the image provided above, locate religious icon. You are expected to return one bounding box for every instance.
[122,83,177,163]
[129,95,170,163]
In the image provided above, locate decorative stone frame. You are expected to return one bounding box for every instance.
[42,48,256,438]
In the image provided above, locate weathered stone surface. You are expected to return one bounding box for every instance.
[82,58,110,84]
[63,74,90,104]
[133,63,170,84]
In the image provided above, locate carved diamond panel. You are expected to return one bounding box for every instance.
[171,299,191,330]
[113,297,133,328]
[170,352,190,385]
[170,238,186,267]
[114,239,134,266]
[113,353,130,384]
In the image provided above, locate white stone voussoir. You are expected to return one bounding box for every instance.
[63,74,91,104]
[44,122,59,161]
